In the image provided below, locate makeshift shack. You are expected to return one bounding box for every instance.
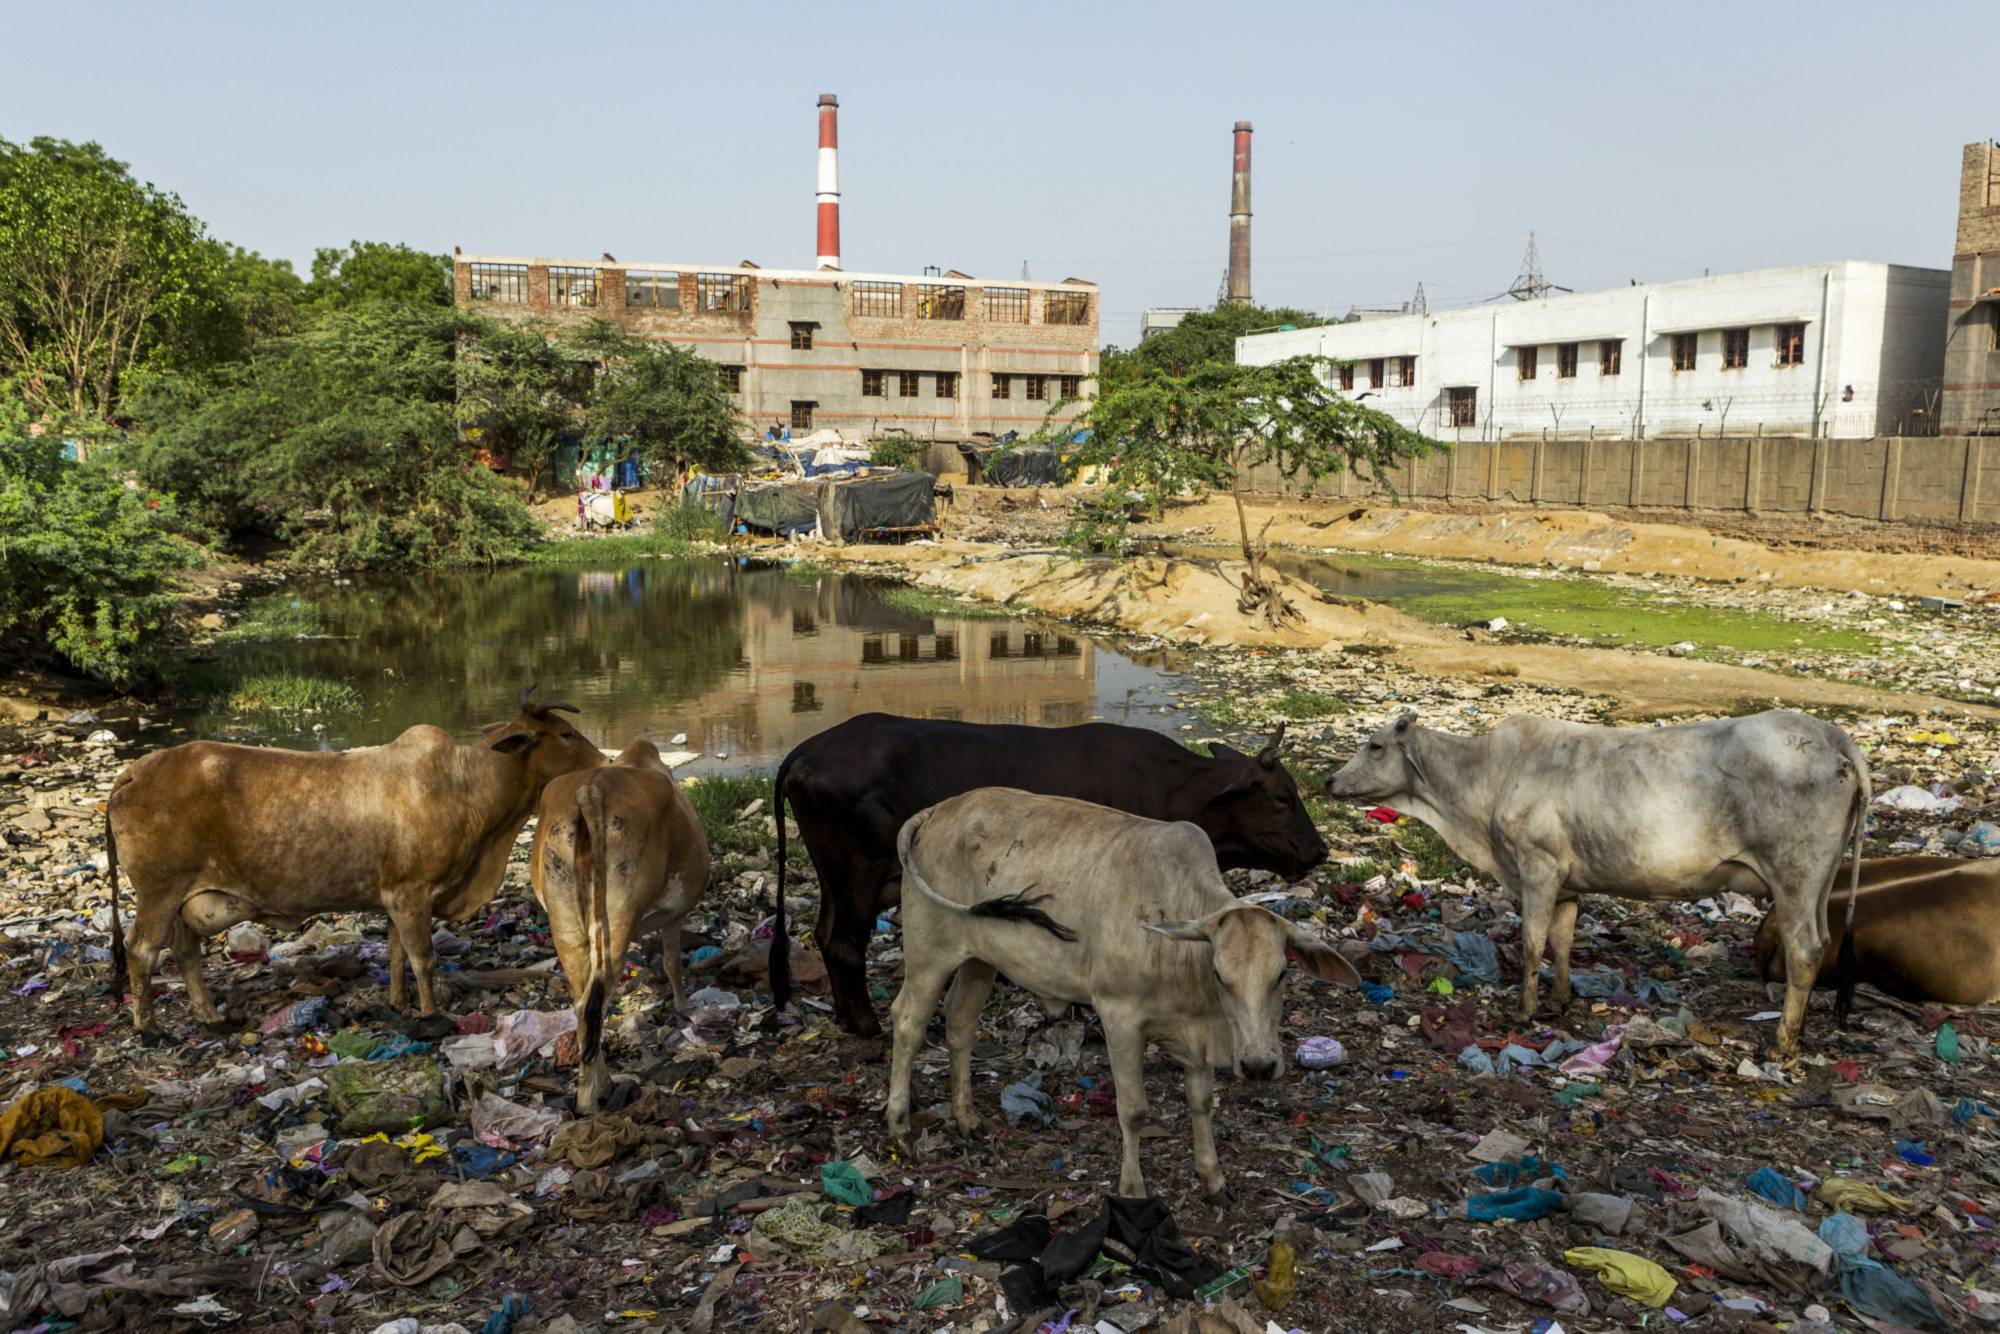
[814,470,936,544]
[734,479,820,537]
[955,435,1062,487]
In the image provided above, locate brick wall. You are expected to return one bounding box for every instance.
[1242,434,2000,538]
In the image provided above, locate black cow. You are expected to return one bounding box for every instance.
[771,712,1329,1037]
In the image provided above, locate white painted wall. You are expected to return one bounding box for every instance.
[1236,262,1949,440]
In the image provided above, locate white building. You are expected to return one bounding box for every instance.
[1236,262,1948,440]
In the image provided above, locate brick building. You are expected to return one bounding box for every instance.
[452,255,1098,442]
[1943,139,2000,435]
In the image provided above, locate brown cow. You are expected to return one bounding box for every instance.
[1755,856,2000,1012]
[530,741,710,1113]
[106,687,605,1033]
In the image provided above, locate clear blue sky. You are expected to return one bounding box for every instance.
[2,0,1986,344]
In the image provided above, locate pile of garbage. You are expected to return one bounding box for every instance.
[1,683,1998,1331]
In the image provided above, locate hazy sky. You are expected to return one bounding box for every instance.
[2,1,1987,344]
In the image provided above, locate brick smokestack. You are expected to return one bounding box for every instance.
[1227,120,1252,305]
[816,93,841,271]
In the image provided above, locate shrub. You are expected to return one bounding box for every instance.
[869,435,928,471]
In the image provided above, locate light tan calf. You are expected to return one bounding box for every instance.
[885,788,1358,1201]
[531,741,710,1114]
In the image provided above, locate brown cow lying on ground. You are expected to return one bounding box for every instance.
[530,740,710,1113]
[1754,856,2000,1012]
[106,687,604,1033]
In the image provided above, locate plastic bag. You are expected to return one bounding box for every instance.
[1564,1246,1676,1308]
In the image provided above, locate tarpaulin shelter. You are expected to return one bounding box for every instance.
[814,471,936,544]
[734,480,821,537]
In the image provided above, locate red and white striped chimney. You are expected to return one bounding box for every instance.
[1226,120,1253,306]
[816,93,841,271]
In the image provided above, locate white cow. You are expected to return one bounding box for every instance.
[884,788,1358,1200]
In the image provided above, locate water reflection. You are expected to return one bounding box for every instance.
[191,559,1188,772]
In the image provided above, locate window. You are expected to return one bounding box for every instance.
[991,374,1011,399]
[1556,342,1578,379]
[789,322,815,350]
[861,370,885,397]
[1776,322,1805,367]
[722,365,744,393]
[898,372,920,397]
[1722,328,1749,370]
[1338,363,1355,391]
[1044,290,1091,326]
[1025,375,1048,401]
[1517,346,1538,381]
[791,682,821,713]
[936,372,959,399]
[1671,333,1697,372]
[1059,375,1082,399]
[695,273,751,312]
[985,287,1030,324]
[916,284,966,320]
[1398,355,1416,388]
[467,262,528,303]
[1599,339,1622,376]
[548,265,599,307]
[1448,386,1477,427]
[624,271,678,309]
[790,401,815,430]
[850,280,903,318]
[1368,358,1385,388]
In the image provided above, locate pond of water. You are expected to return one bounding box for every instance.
[184,558,1193,774]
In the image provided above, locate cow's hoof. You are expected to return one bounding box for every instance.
[135,1026,168,1048]
[1202,1184,1236,1208]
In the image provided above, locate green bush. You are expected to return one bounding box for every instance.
[653,500,730,542]
[215,592,322,642]
[0,415,200,685]
[869,435,928,471]
[223,671,362,716]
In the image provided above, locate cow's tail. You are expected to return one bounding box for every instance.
[895,813,1078,942]
[1832,731,1872,1027]
[768,751,796,1011]
[104,794,127,1003]
[577,778,612,1065]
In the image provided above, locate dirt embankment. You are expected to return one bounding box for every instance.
[813,540,1997,721]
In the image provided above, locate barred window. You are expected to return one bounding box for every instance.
[1775,323,1805,367]
[1448,386,1476,427]
[549,266,599,307]
[1338,363,1354,391]
[625,271,679,309]
[936,372,959,399]
[862,370,885,397]
[467,262,528,303]
[1059,375,1081,399]
[991,374,1011,399]
[790,322,814,351]
[722,365,744,393]
[985,287,1030,323]
[1599,340,1622,375]
[1723,328,1749,370]
[1025,375,1048,401]
[791,400,814,430]
[898,372,920,397]
[1671,333,1697,372]
[1368,357,1386,388]
[1517,347,1537,381]
[1044,290,1091,326]
[1556,343,1578,379]
[696,273,751,312]
[850,280,903,318]
[916,284,965,320]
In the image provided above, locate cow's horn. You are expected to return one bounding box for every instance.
[537,700,580,718]
[1258,721,1287,767]
[519,683,541,714]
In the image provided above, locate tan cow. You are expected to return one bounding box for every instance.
[530,741,710,1113]
[106,687,604,1033]
[885,788,1358,1201]
[1755,856,2000,1012]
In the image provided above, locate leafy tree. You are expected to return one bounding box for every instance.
[1061,356,1437,625]
[0,137,224,422]
[309,241,452,308]
[1099,302,1326,387]
[562,319,747,480]
[0,386,200,683]
[455,320,587,501]
[123,304,536,569]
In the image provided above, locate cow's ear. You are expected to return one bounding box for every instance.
[1207,742,1247,761]
[1287,928,1362,986]
[1143,918,1211,944]
[1204,779,1257,808]
[490,730,537,755]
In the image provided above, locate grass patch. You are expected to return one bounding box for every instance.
[875,584,1014,621]
[1390,820,1471,881]
[784,559,837,582]
[527,533,707,564]
[1197,697,1247,728]
[683,774,776,856]
[216,593,324,643]
[223,671,363,717]
[1269,688,1350,720]
[653,501,731,543]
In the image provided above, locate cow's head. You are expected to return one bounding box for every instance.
[1144,905,1359,1080]
[1325,713,1424,802]
[1201,724,1329,879]
[483,684,606,789]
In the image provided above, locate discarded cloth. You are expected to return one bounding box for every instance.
[1567,1192,1632,1235]
[820,1159,873,1207]
[469,1091,561,1149]
[549,1115,643,1170]
[1465,1186,1566,1222]
[341,1140,431,1204]
[1000,1070,1055,1126]
[0,1087,103,1167]
[1745,1166,1808,1211]
[1819,1212,1948,1329]
[1832,1084,1948,1133]
[1696,1188,1832,1275]
[1564,1246,1676,1308]
[1815,1178,1915,1216]
[1473,1156,1566,1187]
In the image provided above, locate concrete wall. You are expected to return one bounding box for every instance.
[1943,140,2000,436]
[454,256,1098,442]
[1236,261,1950,441]
[1241,435,1999,528]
